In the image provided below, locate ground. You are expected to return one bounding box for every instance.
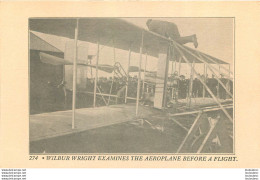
[30,121,186,153]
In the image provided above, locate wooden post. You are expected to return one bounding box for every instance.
[163,47,170,109]
[171,61,174,74]
[125,48,131,104]
[217,65,221,98]
[178,56,182,75]
[188,60,195,107]
[108,39,116,105]
[93,41,99,108]
[203,63,206,98]
[136,31,144,116]
[177,112,202,153]
[142,53,148,97]
[72,19,79,129]
[174,58,177,73]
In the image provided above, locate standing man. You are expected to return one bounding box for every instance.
[208,74,218,97]
[146,19,198,48]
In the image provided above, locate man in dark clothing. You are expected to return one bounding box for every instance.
[178,75,188,99]
[192,77,200,98]
[146,19,198,48]
[208,74,218,97]
[219,74,227,99]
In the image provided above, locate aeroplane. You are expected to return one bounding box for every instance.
[29,18,234,153]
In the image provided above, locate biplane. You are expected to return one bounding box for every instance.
[29,18,233,153]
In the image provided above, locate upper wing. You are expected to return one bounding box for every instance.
[30,18,228,64]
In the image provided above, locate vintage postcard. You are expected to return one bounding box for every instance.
[0,1,260,168]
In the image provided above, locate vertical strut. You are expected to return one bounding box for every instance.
[72,19,79,129]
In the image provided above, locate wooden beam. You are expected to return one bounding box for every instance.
[188,60,195,107]
[178,56,182,75]
[177,112,202,153]
[136,31,144,116]
[169,104,233,117]
[93,41,99,108]
[203,63,206,98]
[72,19,79,129]
[171,118,189,132]
[142,53,148,97]
[197,117,219,153]
[125,48,131,104]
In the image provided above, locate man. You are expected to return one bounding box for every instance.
[208,74,218,97]
[169,71,179,102]
[178,75,188,99]
[219,74,227,99]
[146,19,198,48]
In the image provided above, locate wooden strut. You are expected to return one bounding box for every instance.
[196,51,233,99]
[125,48,132,104]
[142,52,148,98]
[163,46,171,109]
[203,63,206,98]
[173,43,233,123]
[169,104,233,117]
[188,60,195,107]
[108,39,117,105]
[176,111,202,153]
[178,56,182,75]
[136,31,144,116]
[171,118,189,132]
[197,117,219,153]
[93,40,99,108]
[96,86,108,106]
[72,19,79,129]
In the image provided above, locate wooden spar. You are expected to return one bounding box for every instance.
[72,19,79,129]
[171,61,174,74]
[90,58,93,78]
[188,60,195,107]
[125,48,131,104]
[200,52,233,75]
[93,41,99,108]
[169,104,233,117]
[174,57,177,73]
[96,86,108,106]
[163,47,170,109]
[186,45,233,99]
[173,44,233,123]
[136,31,144,116]
[177,112,202,153]
[218,65,221,98]
[171,118,189,132]
[142,53,148,97]
[178,56,182,75]
[108,39,116,105]
[197,117,219,153]
[203,63,206,98]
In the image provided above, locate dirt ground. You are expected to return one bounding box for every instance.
[30,110,233,154]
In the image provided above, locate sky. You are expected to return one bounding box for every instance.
[32,18,234,78]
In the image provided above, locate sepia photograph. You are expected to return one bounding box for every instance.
[29,17,234,154]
